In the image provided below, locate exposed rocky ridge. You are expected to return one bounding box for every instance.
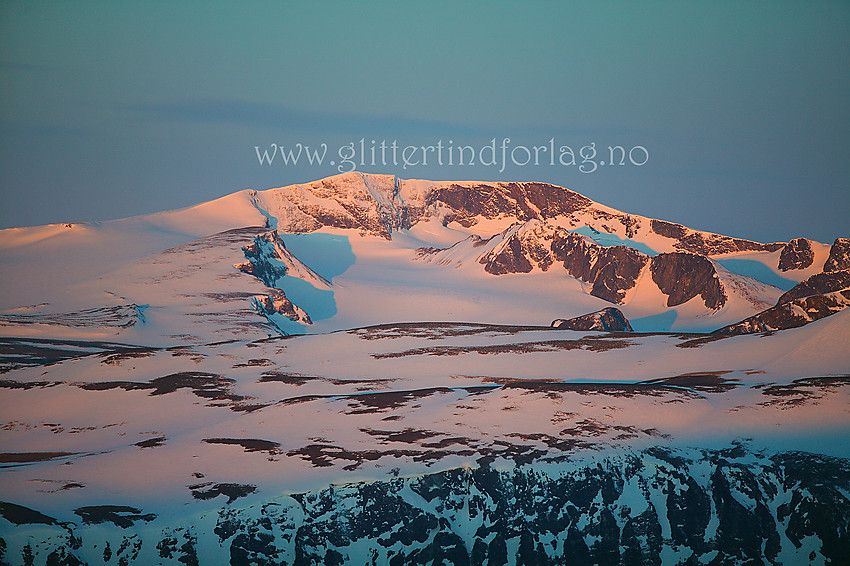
[778,269,850,305]
[778,238,815,271]
[824,238,850,272]
[420,220,735,309]
[235,230,331,290]
[426,181,594,228]
[0,304,146,330]
[648,219,784,255]
[714,288,850,334]
[256,173,795,256]
[4,447,848,565]
[551,307,633,331]
[650,253,727,309]
[715,268,850,334]
[421,180,784,257]
[549,234,729,310]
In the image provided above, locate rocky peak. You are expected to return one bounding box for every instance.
[551,307,633,331]
[478,220,559,275]
[235,231,330,290]
[824,238,850,272]
[259,172,415,239]
[234,230,331,328]
[778,238,815,271]
[649,253,726,309]
[255,174,795,264]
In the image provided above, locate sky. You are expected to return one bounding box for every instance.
[1,1,848,244]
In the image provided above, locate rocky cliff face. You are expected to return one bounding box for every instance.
[252,289,312,325]
[551,307,633,331]
[551,232,650,304]
[4,446,848,566]
[650,252,727,309]
[426,182,594,228]
[824,238,850,272]
[778,238,815,271]
[421,220,739,310]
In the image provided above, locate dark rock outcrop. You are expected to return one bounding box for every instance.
[552,232,650,304]
[481,235,534,275]
[478,222,556,275]
[714,289,850,334]
[649,218,688,240]
[252,290,311,325]
[650,252,727,309]
[235,233,288,288]
[0,501,58,526]
[0,304,146,330]
[778,238,815,271]
[824,238,850,272]
[717,268,850,334]
[778,269,850,304]
[466,224,735,311]
[551,307,633,331]
[650,219,784,255]
[428,182,593,228]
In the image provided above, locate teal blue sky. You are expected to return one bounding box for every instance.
[1,1,848,243]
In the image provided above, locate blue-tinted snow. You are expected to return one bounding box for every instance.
[571,226,658,256]
[267,233,356,333]
[282,233,355,282]
[630,309,678,332]
[278,277,337,322]
[716,258,796,291]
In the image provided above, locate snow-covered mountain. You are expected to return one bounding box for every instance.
[1,172,848,565]
[1,172,844,341]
